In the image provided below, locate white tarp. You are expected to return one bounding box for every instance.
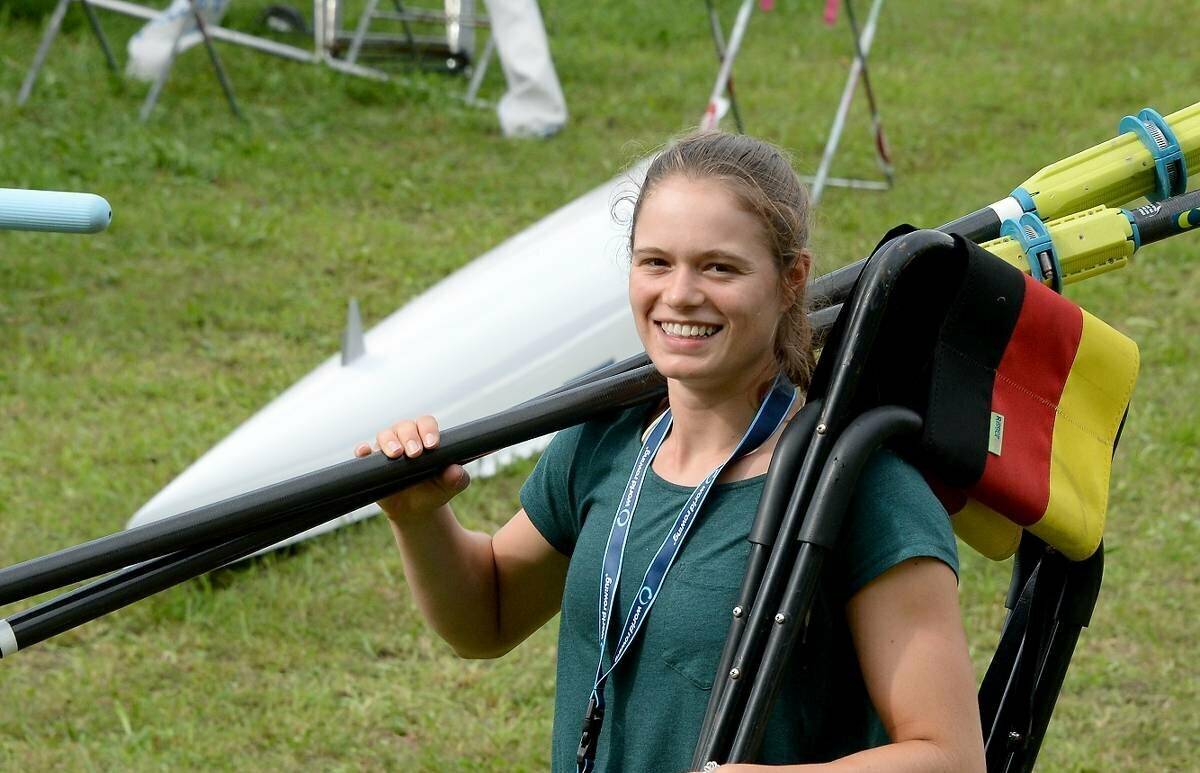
[126,0,231,81]
[484,0,567,137]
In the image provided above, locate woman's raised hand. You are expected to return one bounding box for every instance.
[354,415,470,521]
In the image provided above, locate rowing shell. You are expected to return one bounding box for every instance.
[126,163,649,549]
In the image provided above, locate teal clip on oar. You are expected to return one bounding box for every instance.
[1118,108,1188,202]
[0,188,112,234]
[1000,213,1064,293]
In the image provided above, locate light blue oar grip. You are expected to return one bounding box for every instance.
[0,188,112,233]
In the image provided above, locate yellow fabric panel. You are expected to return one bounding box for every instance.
[1034,310,1139,560]
[952,500,1022,561]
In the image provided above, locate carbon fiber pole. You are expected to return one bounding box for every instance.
[0,364,667,607]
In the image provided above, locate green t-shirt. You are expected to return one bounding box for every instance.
[519,405,958,773]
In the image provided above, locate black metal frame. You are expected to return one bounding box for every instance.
[692,230,1104,771]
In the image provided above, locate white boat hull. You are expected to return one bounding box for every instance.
[127,164,649,550]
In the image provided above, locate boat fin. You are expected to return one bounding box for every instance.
[341,298,366,365]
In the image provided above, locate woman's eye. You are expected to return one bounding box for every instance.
[708,263,734,274]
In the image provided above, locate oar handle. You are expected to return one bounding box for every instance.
[0,189,112,233]
[1127,188,1200,245]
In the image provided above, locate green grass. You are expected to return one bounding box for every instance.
[1,0,1197,769]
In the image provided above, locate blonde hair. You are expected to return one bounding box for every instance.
[629,131,816,389]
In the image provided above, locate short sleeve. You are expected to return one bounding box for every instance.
[835,450,959,599]
[519,424,587,556]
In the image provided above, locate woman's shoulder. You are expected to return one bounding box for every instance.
[855,449,941,499]
[548,401,663,462]
[520,402,660,556]
[836,449,958,598]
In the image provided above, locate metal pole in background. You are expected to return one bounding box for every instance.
[807,0,888,203]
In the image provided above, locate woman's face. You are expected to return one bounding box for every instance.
[629,175,795,390]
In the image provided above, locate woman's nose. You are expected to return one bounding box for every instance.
[663,267,703,307]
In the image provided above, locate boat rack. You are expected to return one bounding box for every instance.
[15,0,492,121]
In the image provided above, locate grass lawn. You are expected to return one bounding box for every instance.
[1,0,1197,769]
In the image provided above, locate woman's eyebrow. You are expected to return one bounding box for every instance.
[697,248,753,265]
[631,247,755,265]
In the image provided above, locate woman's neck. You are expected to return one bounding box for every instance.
[655,364,780,483]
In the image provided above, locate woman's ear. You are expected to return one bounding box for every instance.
[782,248,812,304]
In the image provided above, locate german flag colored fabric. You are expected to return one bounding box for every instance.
[918,243,1139,561]
[807,230,1138,562]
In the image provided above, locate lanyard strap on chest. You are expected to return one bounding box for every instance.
[577,373,796,772]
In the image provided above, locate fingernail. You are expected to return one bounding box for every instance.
[424,433,436,447]
[406,440,421,455]
[457,471,471,489]
[385,441,401,455]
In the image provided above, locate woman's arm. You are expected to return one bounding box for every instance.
[714,556,984,773]
[386,505,569,659]
[357,416,569,659]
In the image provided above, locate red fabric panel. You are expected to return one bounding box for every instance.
[971,276,1083,526]
[923,471,968,515]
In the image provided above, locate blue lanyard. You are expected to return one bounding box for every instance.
[576,373,796,773]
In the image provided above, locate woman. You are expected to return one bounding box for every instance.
[355,132,985,772]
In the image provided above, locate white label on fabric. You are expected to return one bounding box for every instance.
[989,412,1005,456]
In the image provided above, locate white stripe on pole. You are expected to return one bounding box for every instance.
[0,620,17,658]
[989,196,1025,223]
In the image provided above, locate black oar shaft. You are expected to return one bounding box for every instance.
[0,365,667,607]
[807,205,1004,309]
[1127,188,1200,245]
[0,503,341,657]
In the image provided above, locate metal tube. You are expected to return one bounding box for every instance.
[700,0,755,131]
[81,0,120,73]
[842,0,891,181]
[728,406,923,760]
[692,401,824,766]
[188,0,243,120]
[346,0,382,65]
[703,0,745,134]
[16,0,71,105]
[809,0,885,204]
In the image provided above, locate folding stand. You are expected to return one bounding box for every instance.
[804,0,893,203]
[704,0,894,205]
[341,0,488,68]
[16,0,393,121]
[17,0,241,121]
[331,0,496,104]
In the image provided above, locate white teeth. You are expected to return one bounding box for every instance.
[661,322,718,338]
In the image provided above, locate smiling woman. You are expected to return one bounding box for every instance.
[629,133,816,397]
[357,132,984,772]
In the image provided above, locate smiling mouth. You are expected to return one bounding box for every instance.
[657,321,722,339]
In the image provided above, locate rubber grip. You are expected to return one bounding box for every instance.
[1128,188,1200,245]
[0,188,112,233]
